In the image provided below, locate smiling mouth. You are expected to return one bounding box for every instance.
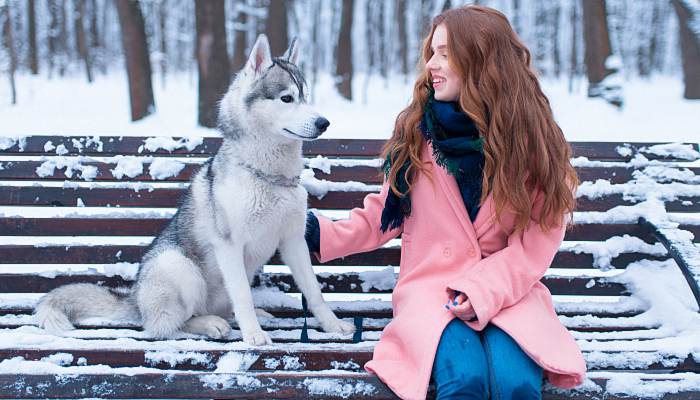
[283,128,318,139]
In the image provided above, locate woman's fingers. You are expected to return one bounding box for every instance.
[453,299,477,321]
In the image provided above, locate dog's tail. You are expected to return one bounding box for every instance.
[34,283,139,332]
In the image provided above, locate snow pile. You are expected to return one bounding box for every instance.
[639,142,700,161]
[35,156,99,181]
[213,352,259,372]
[301,377,378,398]
[148,158,186,180]
[145,351,212,368]
[140,136,204,153]
[0,136,26,151]
[110,155,144,179]
[300,168,380,199]
[563,235,667,270]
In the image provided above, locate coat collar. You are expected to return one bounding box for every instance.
[423,141,494,242]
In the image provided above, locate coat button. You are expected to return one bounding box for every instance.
[468,248,476,257]
[443,247,451,257]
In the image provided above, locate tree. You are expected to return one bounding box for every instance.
[48,0,68,77]
[27,0,38,74]
[581,0,622,107]
[195,0,230,127]
[74,0,94,83]
[335,0,353,100]
[396,0,408,77]
[115,0,155,121]
[1,0,16,104]
[231,3,248,71]
[265,0,288,56]
[671,0,700,99]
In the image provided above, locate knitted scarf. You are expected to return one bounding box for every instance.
[380,91,485,232]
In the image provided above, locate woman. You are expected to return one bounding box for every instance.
[306,5,586,399]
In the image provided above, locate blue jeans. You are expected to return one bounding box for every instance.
[429,318,543,399]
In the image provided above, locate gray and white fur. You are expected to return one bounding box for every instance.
[35,35,355,345]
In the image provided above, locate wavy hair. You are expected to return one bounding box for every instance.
[380,5,578,233]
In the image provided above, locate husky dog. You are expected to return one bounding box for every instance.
[35,35,356,345]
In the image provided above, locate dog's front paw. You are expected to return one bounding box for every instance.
[242,328,273,346]
[320,317,356,336]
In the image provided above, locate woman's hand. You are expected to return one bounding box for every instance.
[445,291,478,322]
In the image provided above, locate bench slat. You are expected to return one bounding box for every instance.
[2,136,697,160]
[7,162,697,185]
[0,245,669,267]
[0,302,646,319]
[1,373,699,399]
[0,161,386,184]
[1,187,697,212]
[0,372,398,399]
[0,349,695,373]
[0,273,628,296]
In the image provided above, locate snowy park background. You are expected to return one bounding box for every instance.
[0,0,698,141]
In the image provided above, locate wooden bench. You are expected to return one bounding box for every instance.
[0,135,698,399]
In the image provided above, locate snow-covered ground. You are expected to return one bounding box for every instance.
[0,72,698,143]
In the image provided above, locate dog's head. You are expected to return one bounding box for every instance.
[219,35,329,142]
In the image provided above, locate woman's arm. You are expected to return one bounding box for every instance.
[445,189,569,331]
[311,180,404,263]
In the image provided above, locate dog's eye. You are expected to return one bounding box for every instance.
[281,95,293,103]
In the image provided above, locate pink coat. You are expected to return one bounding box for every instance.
[315,141,587,399]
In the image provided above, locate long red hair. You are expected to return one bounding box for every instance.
[381,5,578,233]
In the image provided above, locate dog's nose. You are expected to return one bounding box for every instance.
[315,117,330,133]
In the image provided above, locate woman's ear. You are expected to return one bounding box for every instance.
[245,34,273,76]
[283,37,300,65]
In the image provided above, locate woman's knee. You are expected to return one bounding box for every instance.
[431,319,490,399]
[482,324,543,400]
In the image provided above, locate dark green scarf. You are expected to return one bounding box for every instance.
[380,91,485,232]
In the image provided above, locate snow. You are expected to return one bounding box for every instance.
[0,73,698,142]
[148,158,186,180]
[141,136,204,153]
[145,350,213,368]
[562,235,667,270]
[110,155,144,179]
[35,156,99,181]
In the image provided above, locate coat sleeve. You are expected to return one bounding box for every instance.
[445,189,569,331]
[314,179,403,263]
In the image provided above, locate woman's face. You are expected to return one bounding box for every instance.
[426,24,462,102]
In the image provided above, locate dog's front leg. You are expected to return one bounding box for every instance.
[214,244,273,346]
[279,235,356,336]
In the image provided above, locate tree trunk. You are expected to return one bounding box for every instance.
[115,0,156,121]
[581,0,613,86]
[552,1,561,77]
[265,0,288,57]
[74,0,94,83]
[671,0,700,99]
[195,0,230,128]
[512,0,521,35]
[335,0,353,100]
[27,0,38,74]
[581,0,622,107]
[1,2,17,104]
[158,0,167,87]
[396,0,408,77]
[231,2,248,71]
[568,0,578,93]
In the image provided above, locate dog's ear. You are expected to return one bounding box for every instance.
[246,34,273,76]
[283,37,300,65]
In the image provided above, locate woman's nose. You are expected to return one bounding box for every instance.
[426,57,438,71]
